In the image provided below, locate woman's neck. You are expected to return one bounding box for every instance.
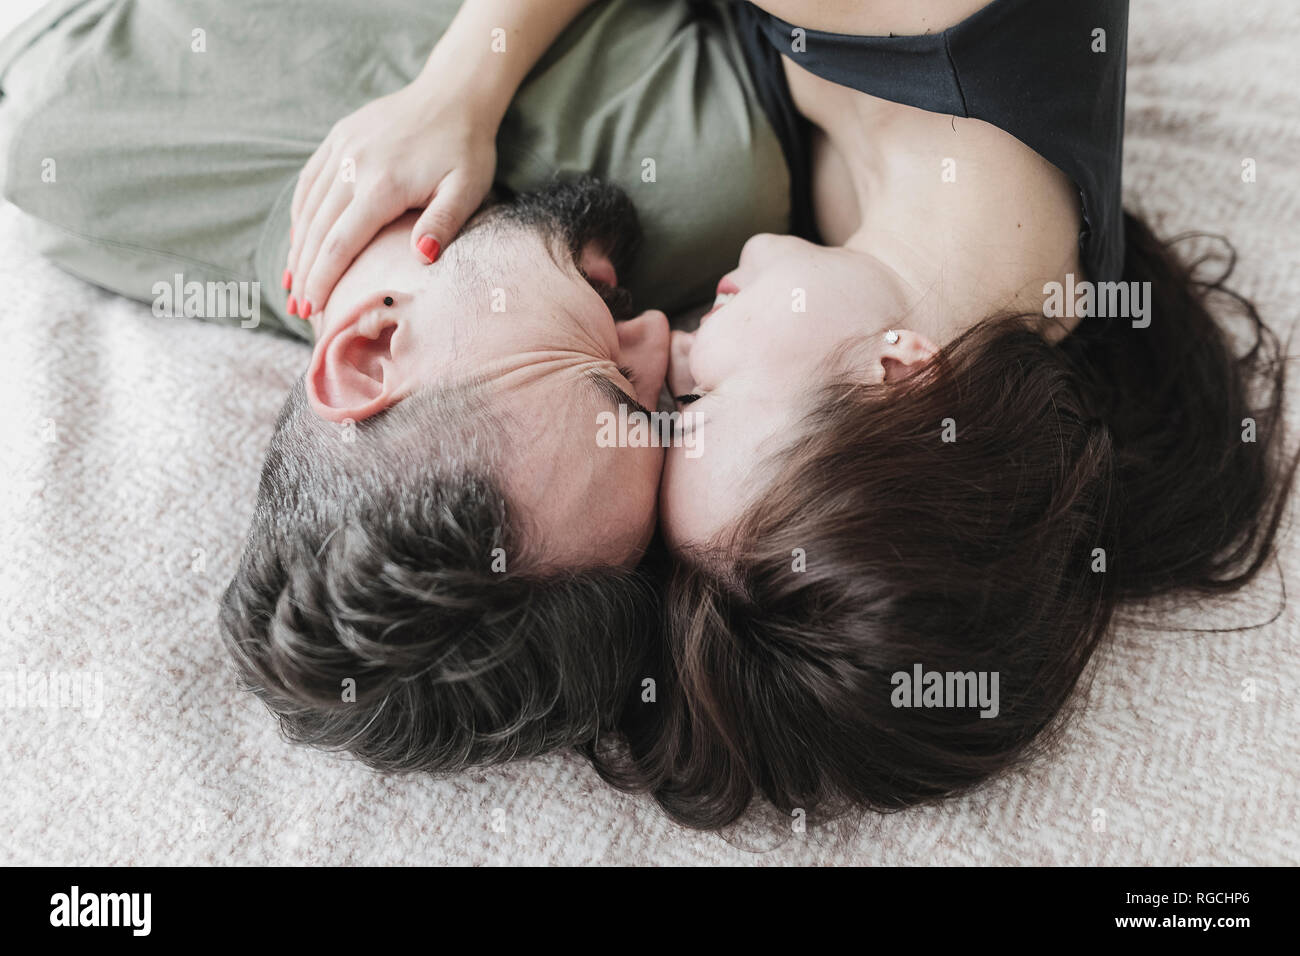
[787,59,1084,336]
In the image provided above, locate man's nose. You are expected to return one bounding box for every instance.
[667,330,696,398]
[616,310,670,408]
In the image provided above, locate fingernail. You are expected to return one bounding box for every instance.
[286,295,297,316]
[417,235,440,263]
[282,268,292,290]
[300,299,313,319]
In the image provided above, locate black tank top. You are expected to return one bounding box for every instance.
[733,0,1128,282]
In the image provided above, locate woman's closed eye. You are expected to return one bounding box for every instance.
[675,392,701,405]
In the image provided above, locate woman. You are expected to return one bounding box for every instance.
[607,0,1298,827]
[8,0,1288,828]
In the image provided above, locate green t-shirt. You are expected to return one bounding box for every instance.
[0,0,789,340]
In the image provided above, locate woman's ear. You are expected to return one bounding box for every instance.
[879,329,939,383]
[306,312,402,422]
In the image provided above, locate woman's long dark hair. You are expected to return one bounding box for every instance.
[593,211,1296,829]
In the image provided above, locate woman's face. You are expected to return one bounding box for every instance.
[660,233,922,550]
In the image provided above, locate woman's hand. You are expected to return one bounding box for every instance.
[284,78,497,319]
[282,0,598,319]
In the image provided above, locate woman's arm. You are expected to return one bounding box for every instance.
[286,0,599,319]
[417,0,601,132]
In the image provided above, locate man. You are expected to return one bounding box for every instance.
[0,0,788,769]
[222,177,670,770]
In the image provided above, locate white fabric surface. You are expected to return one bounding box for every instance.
[1,0,1297,864]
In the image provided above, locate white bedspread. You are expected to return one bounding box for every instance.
[2,0,1297,864]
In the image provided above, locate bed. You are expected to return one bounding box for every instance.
[1,0,1296,864]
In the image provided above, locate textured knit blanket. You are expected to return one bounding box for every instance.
[1,0,1296,864]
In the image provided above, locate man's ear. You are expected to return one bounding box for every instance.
[879,329,939,383]
[306,312,402,423]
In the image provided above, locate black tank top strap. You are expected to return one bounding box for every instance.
[733,0,1129,282]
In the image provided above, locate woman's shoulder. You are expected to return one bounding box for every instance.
[742,0,993,37]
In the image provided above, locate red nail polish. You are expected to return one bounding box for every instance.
[300,300,313,319]
[286,295,297,316]
[417,235,440,263]
[282,268,292,290]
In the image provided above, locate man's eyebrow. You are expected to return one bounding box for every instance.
[585,369,652,419]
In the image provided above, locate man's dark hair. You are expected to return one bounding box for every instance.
[220,378,656,771]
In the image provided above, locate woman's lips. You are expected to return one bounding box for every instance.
[700,276,740,324]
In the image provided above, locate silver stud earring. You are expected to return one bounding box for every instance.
[884,330,900,345]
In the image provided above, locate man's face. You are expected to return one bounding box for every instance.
[306,180,670,568]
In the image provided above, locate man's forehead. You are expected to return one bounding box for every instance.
[492,371,662,566]
[487,361,646,419]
